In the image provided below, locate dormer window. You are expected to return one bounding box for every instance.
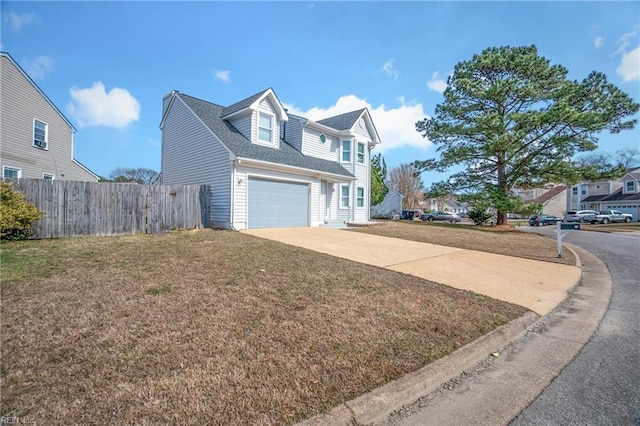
[627,181,636,192]
[258,112,273,143]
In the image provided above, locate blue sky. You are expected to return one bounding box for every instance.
[2,1,639,185]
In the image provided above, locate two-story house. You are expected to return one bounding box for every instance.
[0,52,98,182]
[567,167,640,221]
[160,88,381,229]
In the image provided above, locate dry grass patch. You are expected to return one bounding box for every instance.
[351,221,576,265]
[1,230,527,424]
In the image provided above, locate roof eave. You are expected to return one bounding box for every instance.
[235,157,355,181]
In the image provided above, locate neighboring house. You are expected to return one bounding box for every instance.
[0,52,98,182]
[424,196,469,215]
[526,185,567,218]
[371,187,403,218]
[160,88,381,229]
[567,167,640,221]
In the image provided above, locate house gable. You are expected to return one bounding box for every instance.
[0,51,98,181]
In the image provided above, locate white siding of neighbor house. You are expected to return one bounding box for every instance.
[251,98,281,149]
[0,54,97,181]
[301,127,339,161]
[233,165,323,230]
[161,95,232,228]
[229,114,252,140]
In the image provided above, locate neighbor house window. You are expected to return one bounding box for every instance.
[3,166,21,180]
[340,184,350,208]
[627,181,636,192]
[341,140,351,162]
[258,113,273,143]
[581,188,587,195]
[43,173,55,180]
[33,119,48,149]
[356,187,365,208]
[357,142,365,164]
[572,187,578,196]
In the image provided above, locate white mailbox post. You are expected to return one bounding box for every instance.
[556,221,580,257]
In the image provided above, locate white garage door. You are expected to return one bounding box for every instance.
[604,204,638,221]
[248,178,309,228]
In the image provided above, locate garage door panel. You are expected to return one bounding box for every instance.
[248,178,309,228]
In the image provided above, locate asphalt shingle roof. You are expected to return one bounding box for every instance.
[221,88,271,118]
[317,109,366,131]
[179,93,354,179]
[601,188,640,202]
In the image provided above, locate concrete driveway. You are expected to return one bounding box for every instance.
[242,227,581,316]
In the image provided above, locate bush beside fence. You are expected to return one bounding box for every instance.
[7,179,211,238]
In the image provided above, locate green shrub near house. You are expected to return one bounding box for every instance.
[0,182,43,240]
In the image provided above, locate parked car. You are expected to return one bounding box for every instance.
[420,211,461,223]
[564,210,598,224]
[401,209,423,220]
[528,214,563,227]
[594,210,633,224]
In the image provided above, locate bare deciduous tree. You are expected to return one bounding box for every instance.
[389,164,424,210]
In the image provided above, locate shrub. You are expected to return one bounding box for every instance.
[0,182,43,240]
[467,206,494,225]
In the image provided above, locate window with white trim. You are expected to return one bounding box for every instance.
[43,173,55,180]
[3,166,21,179]
[33,119,48,149]
[357,142,365,164]
[341,140,351,162]
[625,180,636,192]
[258,113,273,143]
[356,187,365,208]
[572,187,578,196]
[340,184,350,208]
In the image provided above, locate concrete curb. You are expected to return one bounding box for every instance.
[298,243,596,426]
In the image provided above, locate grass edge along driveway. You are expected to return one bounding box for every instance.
[1,229,528,424]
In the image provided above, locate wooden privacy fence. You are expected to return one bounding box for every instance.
[9,179,211,238]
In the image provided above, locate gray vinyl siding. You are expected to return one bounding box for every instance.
[229,114,252,140]
[0,55,97,181]
[301,127,338,161]
[283,116,303,152]
[161,96,231,227]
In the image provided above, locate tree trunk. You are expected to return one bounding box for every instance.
[497,211,507,226]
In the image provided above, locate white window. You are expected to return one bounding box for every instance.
[258,113,273,143]
[3,166,22,179]
[581,188,587,195]
[33,119,48,149]
[43,173,55,180]
[626,181,636,192]
[356,187,365,208]
[341,140,351,162]
[572,187,578,196]
[357,142,365,164]
[340,184,350,208]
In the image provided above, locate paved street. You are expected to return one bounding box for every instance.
[512,229,640,425]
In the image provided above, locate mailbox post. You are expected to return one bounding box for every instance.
[556,221,580,257]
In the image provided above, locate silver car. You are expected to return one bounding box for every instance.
[420,211,461,223]
[564,210,598,224]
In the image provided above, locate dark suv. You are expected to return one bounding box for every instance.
[528,214,562,226]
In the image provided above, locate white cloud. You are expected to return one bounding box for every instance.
[614,25,638,56]
[23,56,55,80]
[617,46,640,82]
[7,12,34,31]
[283,95,431,153]
[67,82,140,129]
[214,70,230,83]
[594,36,604,49]
[381,59,399,80]
[426,71,447,93]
